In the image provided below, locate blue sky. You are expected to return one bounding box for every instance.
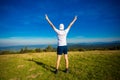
[0,0,120,46]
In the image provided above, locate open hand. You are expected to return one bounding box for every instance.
[74,16,77,20]
[45,14,49,20]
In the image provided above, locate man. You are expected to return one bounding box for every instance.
[45,14,77,74]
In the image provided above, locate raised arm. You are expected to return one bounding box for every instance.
[45,14,56,30]
[67,16,77,29]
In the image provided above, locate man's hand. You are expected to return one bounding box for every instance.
[67,15,77,29]
[45,14,49,20]
[45,14,56,30]
[74,16,77,20]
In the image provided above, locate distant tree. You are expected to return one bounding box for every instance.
[19,47,28,53]
[78,48,86,51]
[45,45,54,52]
[24,46,28,53]
[20,48,24,53]
[35,48,43,52]
[53,48,57,52]
[0,50,14,55]
[19,46,35,53]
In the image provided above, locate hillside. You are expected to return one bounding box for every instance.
[0,50,120,80]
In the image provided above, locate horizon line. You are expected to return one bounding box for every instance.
[0,37,120,47]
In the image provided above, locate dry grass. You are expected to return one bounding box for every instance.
[0,50,120,80]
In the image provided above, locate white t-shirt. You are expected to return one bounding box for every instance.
[54,28,70,46]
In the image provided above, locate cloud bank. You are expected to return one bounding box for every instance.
[0,37,120,47]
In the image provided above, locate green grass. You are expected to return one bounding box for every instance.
[0,50,120,80]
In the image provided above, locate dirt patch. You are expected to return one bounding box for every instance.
[26,73,40,79]
[9,77,20,80]
[17,65,24,68]
[29,68,36,72]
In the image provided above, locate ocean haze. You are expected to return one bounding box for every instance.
[0,41,120,51]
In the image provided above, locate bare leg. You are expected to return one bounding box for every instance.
[64,54,69,69]
[56,55,61,69]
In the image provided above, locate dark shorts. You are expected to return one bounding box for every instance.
[57,46,68,55]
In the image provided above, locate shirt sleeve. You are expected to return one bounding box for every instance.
[54,28,59,34]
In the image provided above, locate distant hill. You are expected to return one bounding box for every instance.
[0,45,49,51]
[0,41,120,51]
[68,41,120,50]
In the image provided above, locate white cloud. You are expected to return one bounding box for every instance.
[0,37,120,47]
[68,37,120,43]
[0,37,56,47]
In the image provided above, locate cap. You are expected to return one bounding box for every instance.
[59,24,64,30]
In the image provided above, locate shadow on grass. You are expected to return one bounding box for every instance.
[26,58,56,73]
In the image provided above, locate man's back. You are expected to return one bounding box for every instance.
[54,28,69,46]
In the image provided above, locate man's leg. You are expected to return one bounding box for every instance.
[55,55,61,73]
[64,54,69,69]
[56,55,61,69]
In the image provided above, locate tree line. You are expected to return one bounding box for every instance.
[0,45,56,55]
[0,45,120,55]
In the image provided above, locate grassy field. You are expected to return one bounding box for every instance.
[0,50,120,80]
